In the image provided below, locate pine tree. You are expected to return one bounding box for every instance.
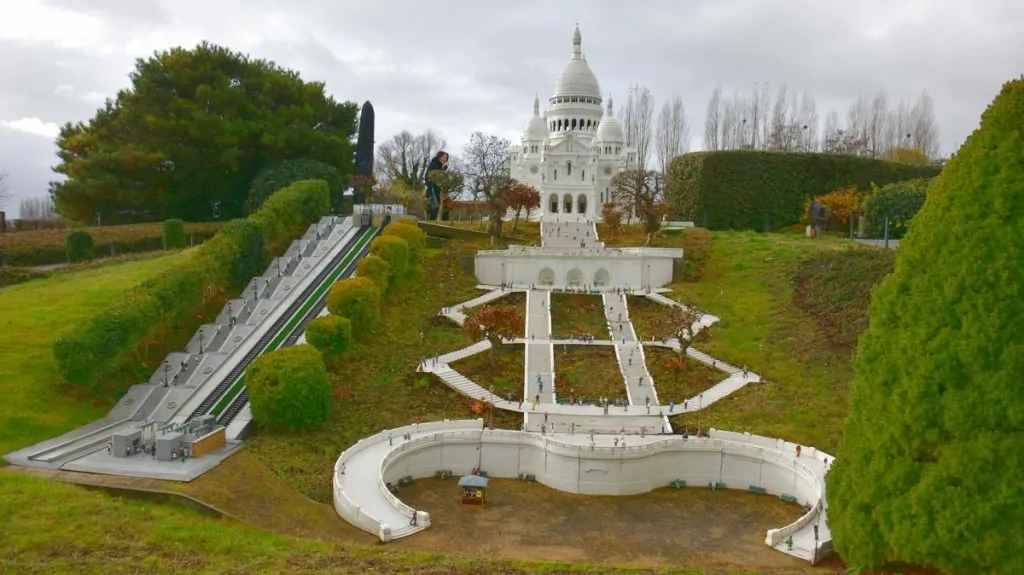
[827,78,1024,574]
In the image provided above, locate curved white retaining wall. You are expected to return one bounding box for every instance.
[333,421,832,560]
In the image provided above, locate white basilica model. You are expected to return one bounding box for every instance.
[510,25,637,221]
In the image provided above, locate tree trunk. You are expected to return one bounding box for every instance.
[488,340,497,368]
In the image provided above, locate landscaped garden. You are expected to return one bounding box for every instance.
[550,293,609,338]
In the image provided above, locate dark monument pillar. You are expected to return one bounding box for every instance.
[353,101,375,206]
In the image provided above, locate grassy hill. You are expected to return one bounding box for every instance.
[0,227,900,574]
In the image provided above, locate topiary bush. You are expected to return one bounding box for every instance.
[325,276,380,337]
[826,78,1024,575]
[369,235,409,282]
[304,314,353,364]
[247,159,348,215]
[65,230,95,263]
[382,220,426,269]
[162,219,187,249]
[246,345,331,431]
[863,178,931,239]
[666,150,942,230]
[355,254,390,291]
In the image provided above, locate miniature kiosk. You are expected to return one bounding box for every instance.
[458,474,489,506]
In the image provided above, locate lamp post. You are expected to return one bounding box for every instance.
[275,259,281,277]
[163,361,170,387]
[198,330,205,355]
[697,393,704,436]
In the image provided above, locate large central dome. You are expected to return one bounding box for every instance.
[551,25,601,100]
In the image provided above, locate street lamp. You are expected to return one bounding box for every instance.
[697,393,704,436]
[198,330,205,355]
[163,361,170,387]
[275,259,281,277]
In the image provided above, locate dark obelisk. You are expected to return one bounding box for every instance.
[353,101,375,205]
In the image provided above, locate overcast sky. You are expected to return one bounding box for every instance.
[1,0,1021,216]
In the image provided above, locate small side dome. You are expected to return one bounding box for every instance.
[595,95,624,143]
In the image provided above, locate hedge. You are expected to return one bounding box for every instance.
[247,159,348,215]
[369,235,410,281]
[666,150,942,231]
[53,179,331,390]
[162,219,187,249]
[0,221,224,266]
[66,230,95,263]
[325,276,380,337]
[863,178,931,239]
[382,220,426,267]
[355,254,390,291]
[304,315,353,364]
[246,345,332,431]
[827,77,1024,574]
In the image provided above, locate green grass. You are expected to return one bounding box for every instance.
[660,231,876,452]
[1,471,727,575]
[0,251,191,455]
[210,226,378,417]
[0,225,896,574]
[550,293,609,338]
[556,346,627,402]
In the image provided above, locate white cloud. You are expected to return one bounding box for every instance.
[0,0,110,51]
[1,117,60,139]
[53,83,75,97]
[81,91,107,103]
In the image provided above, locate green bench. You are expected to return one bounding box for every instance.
[749,485,767,494]
[708,481,727,490]
[780,493,798,503]
[669,479,687,489]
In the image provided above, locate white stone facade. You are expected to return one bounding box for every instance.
[510,25,635,221]
[475,246,681,290]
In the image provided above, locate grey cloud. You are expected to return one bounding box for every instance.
[3,0,1023,217]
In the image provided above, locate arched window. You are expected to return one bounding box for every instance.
[571,118,577,130]
[567,161,572,176]
[554,168,558,181]
[563,194,573,214]
[577,194,588,214]
[581,169,585,181]
[549,194,559,213]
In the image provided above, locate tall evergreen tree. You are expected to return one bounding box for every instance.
[50,42,357,224]
[827,78,1024,574]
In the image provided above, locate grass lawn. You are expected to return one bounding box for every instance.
[0,250,191,456]
[550,293,609,338]
[645,347,728,406]
[3,471,716,575]
[659,231,877,452]
[246,239,523,503]
[555,346,627,402]
[450,343,525,399]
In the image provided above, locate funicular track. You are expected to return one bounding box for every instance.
[186,224,377,423]
[216,225,383,426]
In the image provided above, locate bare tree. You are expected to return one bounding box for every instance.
[620,84,655,169]
[376,130,447,190]
[0,169,10,211]
[655,96,690,174]
[908,91,940,159]
[609,168,662,245]
[651,304,707,357]
[18,196,59,219]
[867,91,890,158]
[461,132,512,239]
[704,86,722,151]
[846,96,872,156]
[822,109,841,151]
[769,84,790,150]
[797,91,819,151]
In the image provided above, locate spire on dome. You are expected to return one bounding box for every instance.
[607,94,614,115]
[533,94,540,116]
[572,24,582,58]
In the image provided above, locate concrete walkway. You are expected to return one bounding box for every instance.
[524,290,556,406]
[603,292,659,408]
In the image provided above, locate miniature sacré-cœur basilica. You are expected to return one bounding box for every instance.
[510,25,637,221]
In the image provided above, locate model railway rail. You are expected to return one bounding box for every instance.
[216,227,383,426]
[186,225,377,422]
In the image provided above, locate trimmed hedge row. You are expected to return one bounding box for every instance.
[53,179,332,390]
[666,151,942,231]
[0,221,225,266]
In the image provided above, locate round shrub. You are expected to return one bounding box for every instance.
[162,218,187,249]
[325,276,380,337]
[863,178,931,239]
[304,314,353,363]
[246,345,331,431]
[826,78,1024,574]
[382,220,426,268]
[369,235,409,282]
[247,159,346,215]
[66,230,95,263]
[355,254,390,291]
